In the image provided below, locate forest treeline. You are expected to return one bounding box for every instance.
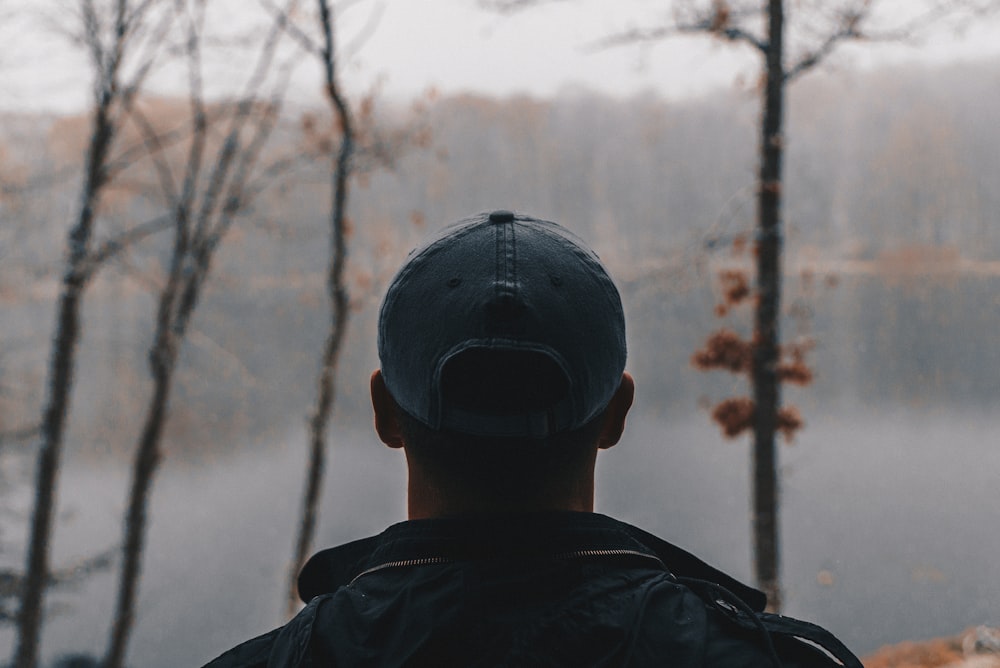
[2,58,999,458]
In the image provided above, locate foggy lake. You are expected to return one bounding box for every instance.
[1,404,997,666]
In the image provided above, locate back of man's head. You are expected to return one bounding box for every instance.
[374,210,631,513]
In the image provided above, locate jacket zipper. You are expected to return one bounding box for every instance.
[350,557,453,584]
[554,548,664,565]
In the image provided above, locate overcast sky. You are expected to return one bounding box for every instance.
[1,0,999,113]
[349,0,1000,99]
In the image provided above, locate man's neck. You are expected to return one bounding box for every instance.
[405,469,595,520]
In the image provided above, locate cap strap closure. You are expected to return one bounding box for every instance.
[441,397,575,440]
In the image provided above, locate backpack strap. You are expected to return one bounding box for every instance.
[676,576,863,668]
[758,613,864,668]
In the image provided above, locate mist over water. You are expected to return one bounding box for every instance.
[0,425,407,666]
[602,406,1000,655]
[2,405,997,666]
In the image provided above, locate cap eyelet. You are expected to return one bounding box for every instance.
[447,277,462,288]
[488,210,514,224]
[550,275,563,287]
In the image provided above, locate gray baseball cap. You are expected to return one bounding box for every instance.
[377,210,626,439]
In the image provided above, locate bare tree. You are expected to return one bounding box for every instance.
[101,2,304,665]
[610,0,1000,613]
[267,0,438,614]
[13,2,174,666]
[278,0,357,617]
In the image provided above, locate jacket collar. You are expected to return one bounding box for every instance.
[297,512,766,611]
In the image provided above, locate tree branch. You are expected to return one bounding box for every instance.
[785,21,861,82]
[478,0,569,14]
[118,105,182,205]
[588,17,767,55]
[189,0,290,248]
[258,0,319,54]
[79,214,173,281]
[342,0,386,60]
[241,151,315,203]
[0,424,41,447]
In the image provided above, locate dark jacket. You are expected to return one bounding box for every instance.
[203,512,860,667]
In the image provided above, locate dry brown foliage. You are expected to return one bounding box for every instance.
[761,179,781,195]
[776,405,803,440]
[300,87,432,178]
[716,269,751,315]
[696,264,813,440]
[776,360,813,385]
[709,0,731,33]
[709,399,803,441]
[301,111,334,154]
[692,328,752,373]
[711,397,754,438]
[776,339,815,386]
[863,636,964,668]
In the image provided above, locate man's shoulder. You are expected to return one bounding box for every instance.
[204,577,861,668]
[202,514,861,667]
[200,628,278,668]
[200,596,328,668]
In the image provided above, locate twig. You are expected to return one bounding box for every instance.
[0,424,41,447]
[79,215,173,281]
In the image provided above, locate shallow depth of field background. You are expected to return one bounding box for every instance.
[1,1,999,665]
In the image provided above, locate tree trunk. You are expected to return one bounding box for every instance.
[14,282,84,668]
[14,98,113,668]
[287,0,354,615]
[752,0,785,614]
[104,354,174,668]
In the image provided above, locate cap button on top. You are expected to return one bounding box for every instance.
[488,210,515,224]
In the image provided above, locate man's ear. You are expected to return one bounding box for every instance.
[371,370,405,449]
[596,372,635,450]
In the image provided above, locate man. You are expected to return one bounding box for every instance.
[204,210,861,667]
